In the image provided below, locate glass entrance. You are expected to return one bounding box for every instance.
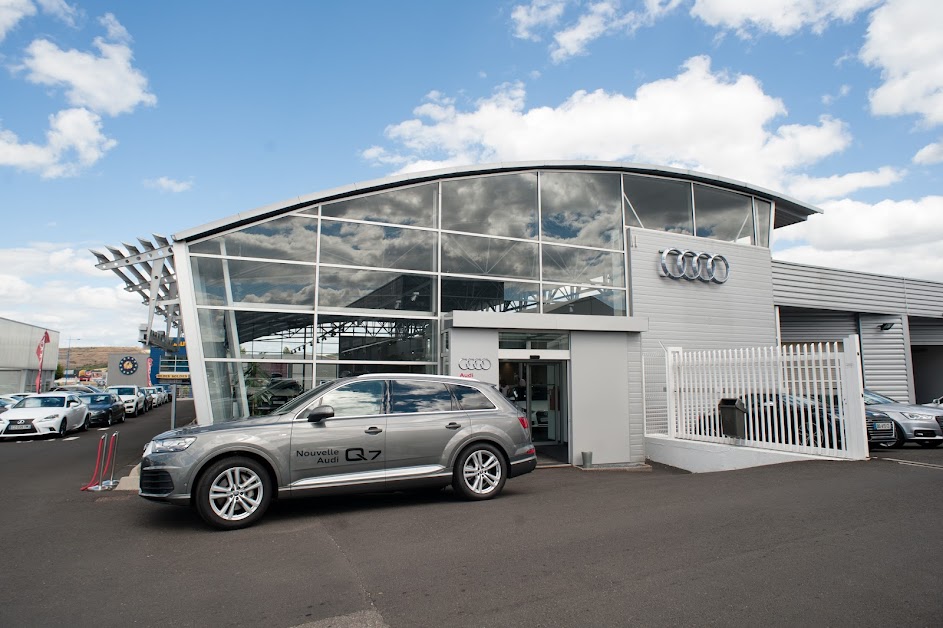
[498,360,568,460]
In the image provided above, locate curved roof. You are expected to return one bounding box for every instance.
[174,160,821,242]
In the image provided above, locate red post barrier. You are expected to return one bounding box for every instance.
[80,434,107,491]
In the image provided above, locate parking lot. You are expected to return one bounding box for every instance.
[1,403,941,627]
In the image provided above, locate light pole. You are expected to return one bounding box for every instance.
[64,337,81,383]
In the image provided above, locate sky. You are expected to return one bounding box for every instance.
[1,0,941,348]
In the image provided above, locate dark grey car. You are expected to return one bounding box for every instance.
[140,374,537,529]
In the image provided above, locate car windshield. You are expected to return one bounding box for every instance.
[110,387,136,396]
[17,397,66,408]
[863,390,897,405]
[81,394,112,404]
[270,380,337,415]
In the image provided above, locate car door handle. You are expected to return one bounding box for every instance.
[364,427,383,435]
[445,422,461,430]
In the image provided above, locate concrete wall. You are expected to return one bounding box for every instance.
[107,353,151,387]
[448,328,499,386]
[570,331,635,465]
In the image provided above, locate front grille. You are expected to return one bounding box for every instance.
[936,417,943,431]
[867,423,895,440]
[140,469,175,494]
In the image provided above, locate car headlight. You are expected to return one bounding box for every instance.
[150,437,196,453]
[902,412,935,421]
[39,414,60,422]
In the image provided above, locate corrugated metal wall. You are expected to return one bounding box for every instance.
[909,317,943,345]
[858,314,913,402]
[778,308,857,343]
[626,333,645,462]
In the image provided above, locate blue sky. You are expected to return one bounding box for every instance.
[1,0,941,347]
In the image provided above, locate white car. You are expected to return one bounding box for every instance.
[0,392,89,438]
[107,385,146,417]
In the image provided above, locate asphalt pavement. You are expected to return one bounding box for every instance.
[1,405,941,627]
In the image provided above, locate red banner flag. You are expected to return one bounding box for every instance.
[35,331,51,392]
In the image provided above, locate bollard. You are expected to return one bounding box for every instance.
[80,434,107,491]
[100,432,120,490]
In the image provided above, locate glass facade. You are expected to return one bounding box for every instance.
[186,167,775,421]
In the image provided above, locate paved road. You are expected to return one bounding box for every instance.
[1,412,941,627]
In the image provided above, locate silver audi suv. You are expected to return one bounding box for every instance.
[140,374,537,529]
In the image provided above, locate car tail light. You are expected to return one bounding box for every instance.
[518,414,529,431]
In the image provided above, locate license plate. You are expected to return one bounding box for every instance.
[8,424,31,430]
[873,422,892,430]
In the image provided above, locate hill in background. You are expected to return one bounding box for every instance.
[57,347,145,370]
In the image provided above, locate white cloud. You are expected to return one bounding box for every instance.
[0,0,36,42]
[0,107,116,177]
[691,0,881,37]
[913,139,943,165]
[785,166,905,203]
[511,0,568,41]
[35,0,78,27]
[861,0,943,127]
[0,0,81,42]
[0,243,146,345]
[144,176,193,193]
[21,13,156,117]
[775,195,943,252]
[367,55,851,192]
[821,83,851,105]
[549,0,681,62]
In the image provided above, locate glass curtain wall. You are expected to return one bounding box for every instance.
[187,169,774,422]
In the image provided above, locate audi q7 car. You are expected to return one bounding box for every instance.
[139,374,538,530]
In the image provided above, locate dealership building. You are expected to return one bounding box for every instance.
[0,317,59,395]
[98,162,943,467]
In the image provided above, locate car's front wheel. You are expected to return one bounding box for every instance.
[56,419,67,438]
[195,457,272,530]
[452,443,507,500]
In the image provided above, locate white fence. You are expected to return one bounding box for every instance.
[653,335,868,460]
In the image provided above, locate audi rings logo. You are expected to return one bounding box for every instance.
[660,249,731,284]
[458,358,492,370]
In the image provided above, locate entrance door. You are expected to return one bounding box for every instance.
[498,360,568,454]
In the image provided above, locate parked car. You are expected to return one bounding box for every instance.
[248,378,304,414]
[79,393,126,427]
[140,374,538,530]
[864,389,943,448]
[713,393,895,448]
[145,386,168,406]
[8,393,34,402]
[0,393,89,438]
[107,385,146,417]
[54,384,103,393]
[0,397,17,415]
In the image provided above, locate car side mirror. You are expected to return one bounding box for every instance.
[68,400,79,407]
[307,405,334,423]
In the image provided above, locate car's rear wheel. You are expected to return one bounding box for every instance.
[79,414,89,431]
[452,443,507,500]
[195,457,272,530]
[918,440,942,448]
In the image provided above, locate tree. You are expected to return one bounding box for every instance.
[55,363,64,379]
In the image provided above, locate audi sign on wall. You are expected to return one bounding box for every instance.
[457,358,491,371]
[659,248,730,284]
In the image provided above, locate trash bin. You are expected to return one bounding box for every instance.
[718,398,747,439]
[581,451,593,468]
